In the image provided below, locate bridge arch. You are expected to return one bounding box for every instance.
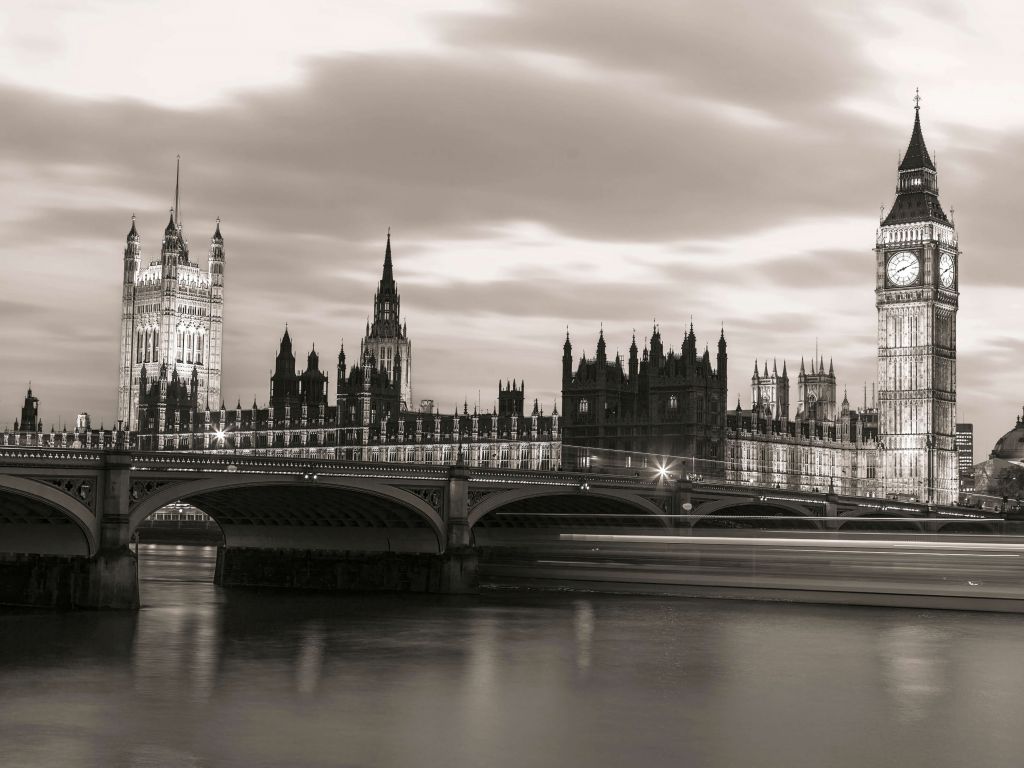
[129,474,446,553]
[691,497,822,530]
[468,486,671,530]
[0,475,98,556]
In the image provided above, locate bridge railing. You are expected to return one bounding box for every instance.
[0,446,107,465]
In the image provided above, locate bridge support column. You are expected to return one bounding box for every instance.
[0,451,140,610]
[441,464,478,593]
[81,451,139,609]
[823,491,840,531]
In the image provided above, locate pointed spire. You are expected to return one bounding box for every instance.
[782,359,788,377]
[164,208,177,235]
[772,358,778,375]
[900,90,935,172]
[763,361,768,377]
[212,217,223,243]
[754,358,759,376]
[173,155,181,228]
[828,357,834,376]
[800,356,805,374]
[127,214,138,241]
[382,228,394,284]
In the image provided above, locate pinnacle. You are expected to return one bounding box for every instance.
[899,100,935,172]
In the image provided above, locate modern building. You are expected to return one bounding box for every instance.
[559,324,728,475]
[955,423,974,493]
[117,160,225,430]
[875,100,959,504]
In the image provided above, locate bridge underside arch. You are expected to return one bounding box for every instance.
[0,482,95,556]
[470,489,670,544]
[134,481,443,554]
[692,500,821,531]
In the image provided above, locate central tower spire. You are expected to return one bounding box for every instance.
[883,95,947,226]
[361,230,412,410]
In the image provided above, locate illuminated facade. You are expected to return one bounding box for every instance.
[956,423,974,493]
[131,234,560,469]
[360,232,413,410]
[875,102,959,504]
[725,359,880,495]
[117,161,224,430]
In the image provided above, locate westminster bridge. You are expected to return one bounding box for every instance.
[0,447,1001,609]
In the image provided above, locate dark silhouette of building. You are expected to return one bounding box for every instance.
[560,324,727,474]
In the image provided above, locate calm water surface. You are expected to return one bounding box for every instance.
[2,544,1023,767]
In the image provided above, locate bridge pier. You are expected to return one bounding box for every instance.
[0,450,139,609]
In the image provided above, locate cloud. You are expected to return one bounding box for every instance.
[0,0,1020,456]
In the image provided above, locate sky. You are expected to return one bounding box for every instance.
[1,0,1023,458]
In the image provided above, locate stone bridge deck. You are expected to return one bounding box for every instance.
[0,448,996,609]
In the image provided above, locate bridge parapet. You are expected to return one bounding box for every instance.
[0,447,106,466]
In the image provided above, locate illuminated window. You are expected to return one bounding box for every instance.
[578,398,589,414]
[669,395,678,410]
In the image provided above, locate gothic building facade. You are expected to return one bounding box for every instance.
[116,161,225,430]
[560,324,728,475]
[2,387,119,450]
[725,356,880,495]
[723,102,959,502]
[131,233,560,469]
[875,102,959,504]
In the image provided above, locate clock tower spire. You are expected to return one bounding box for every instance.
[876,95,959,504]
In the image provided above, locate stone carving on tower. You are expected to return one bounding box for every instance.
[875,96,958,504]
[797,355,836,422]
[360,231,412,410]
[117,158,225,430]
[752,359,789,420]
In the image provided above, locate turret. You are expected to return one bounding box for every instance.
[209,218,225,287]
[562,331,573,384]
[124,215,140,284]
[596,326,607,363]
[649,324,663,365]
[628,331,639,381]
[19,387,39,433]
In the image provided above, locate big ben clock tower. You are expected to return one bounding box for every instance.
[876,95,958,504]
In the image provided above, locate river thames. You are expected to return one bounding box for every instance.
[1,544,1023,767]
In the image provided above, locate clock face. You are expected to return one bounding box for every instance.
[939,252,955,288]
[886,251,920,287]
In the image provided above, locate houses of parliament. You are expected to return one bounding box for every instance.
[1,102,962,503]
